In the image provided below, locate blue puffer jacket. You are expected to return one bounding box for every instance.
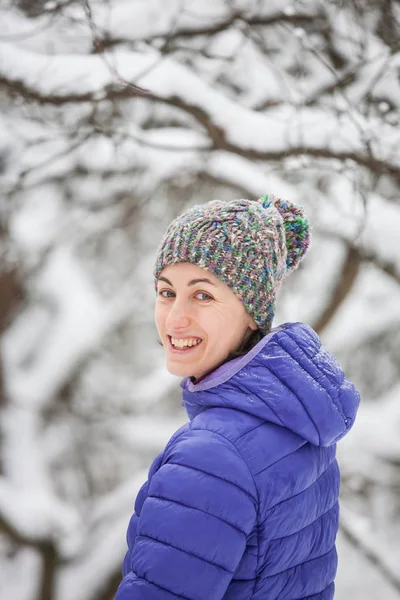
[117,322,360,600]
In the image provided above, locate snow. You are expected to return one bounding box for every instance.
[207,29,245,60]
[322,265,400,351]
[0,545,40,600]
[206,151,297,200]
[359,193,400,264]
[103,0,231,41]
[3,124,210,198]
[58,516,128,600]
[126,126,209,151]
[1,42,398,166]
[339,382,400,475]
[351,49,400,107]
[336,532,400,600]
[2,246,102,409]
[0,473,77,542]
[2,244,139,409]
[10,184,65,253]
[90,471,147,526]
[318,182,400,352]
[118,415,185,452]
[0,406,80,546]
[257,0,299,16]
[0,6,90,54]
[282,6,296,17]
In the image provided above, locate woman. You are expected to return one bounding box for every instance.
[116,194,360,600]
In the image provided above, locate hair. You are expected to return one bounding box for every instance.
[227,327,265,358]
[186,328,265,383]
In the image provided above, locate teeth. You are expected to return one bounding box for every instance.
[171,337,201,348]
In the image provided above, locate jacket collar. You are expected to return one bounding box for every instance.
[181,322,360,447]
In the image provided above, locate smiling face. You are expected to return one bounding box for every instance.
[155,262,258,381]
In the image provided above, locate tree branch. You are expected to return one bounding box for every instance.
[0,225,24,407]
[1,37,398,181]
[340,508,400,595]
[77,8,326,50]
[1,72,398,181]
[89,569,122,600]
[312,246,361,333]
[38,540,58,600]
[0,510,58,600]
[319,229,400,286]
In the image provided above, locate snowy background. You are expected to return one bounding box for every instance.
[0,1,399,599]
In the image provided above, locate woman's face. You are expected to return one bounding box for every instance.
[155,262,257,381]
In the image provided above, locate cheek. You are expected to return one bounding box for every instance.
[206,314,237,345]
[154,303,166,330]
[217,311,248,346]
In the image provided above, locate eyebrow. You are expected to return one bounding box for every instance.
[158,276,217,287]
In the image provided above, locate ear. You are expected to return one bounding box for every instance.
[247,315,258,331]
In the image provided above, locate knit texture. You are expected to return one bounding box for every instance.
[154,194,310,333]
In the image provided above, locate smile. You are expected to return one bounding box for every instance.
[168,336,203,353]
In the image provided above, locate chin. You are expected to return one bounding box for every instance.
[165,361,195,378]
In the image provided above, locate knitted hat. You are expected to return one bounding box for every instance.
[154,193,311,333]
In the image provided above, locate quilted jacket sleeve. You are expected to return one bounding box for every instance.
[116,427,257,600]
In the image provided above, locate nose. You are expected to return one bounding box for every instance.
[165,299,191,331]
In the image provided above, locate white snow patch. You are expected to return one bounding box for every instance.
[0,476,77,542]
[207,151,298,200]
[10,185,65,253]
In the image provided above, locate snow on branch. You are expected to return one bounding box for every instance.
[86,0,321,45]
[0,42,399,180]
[2,245,139,409]
[0,475,74,546]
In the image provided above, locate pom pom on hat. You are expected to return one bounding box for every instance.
[259,193,311,273]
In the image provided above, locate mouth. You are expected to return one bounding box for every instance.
[167,335,203,354]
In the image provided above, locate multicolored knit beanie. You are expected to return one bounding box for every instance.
[154,194,311,334]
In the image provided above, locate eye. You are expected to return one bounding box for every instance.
[195,291,213,301]
[158,289,175,298]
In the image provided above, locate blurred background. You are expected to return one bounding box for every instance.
[0,1,399,599]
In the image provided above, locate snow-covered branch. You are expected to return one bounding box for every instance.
[0,42,398,181]
[84,0,323,47]
[319,229,400,287]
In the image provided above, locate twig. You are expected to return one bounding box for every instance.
[312,246,361,333]
[340,506,400,595]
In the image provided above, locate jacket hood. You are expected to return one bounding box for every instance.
[181,322,360,447]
